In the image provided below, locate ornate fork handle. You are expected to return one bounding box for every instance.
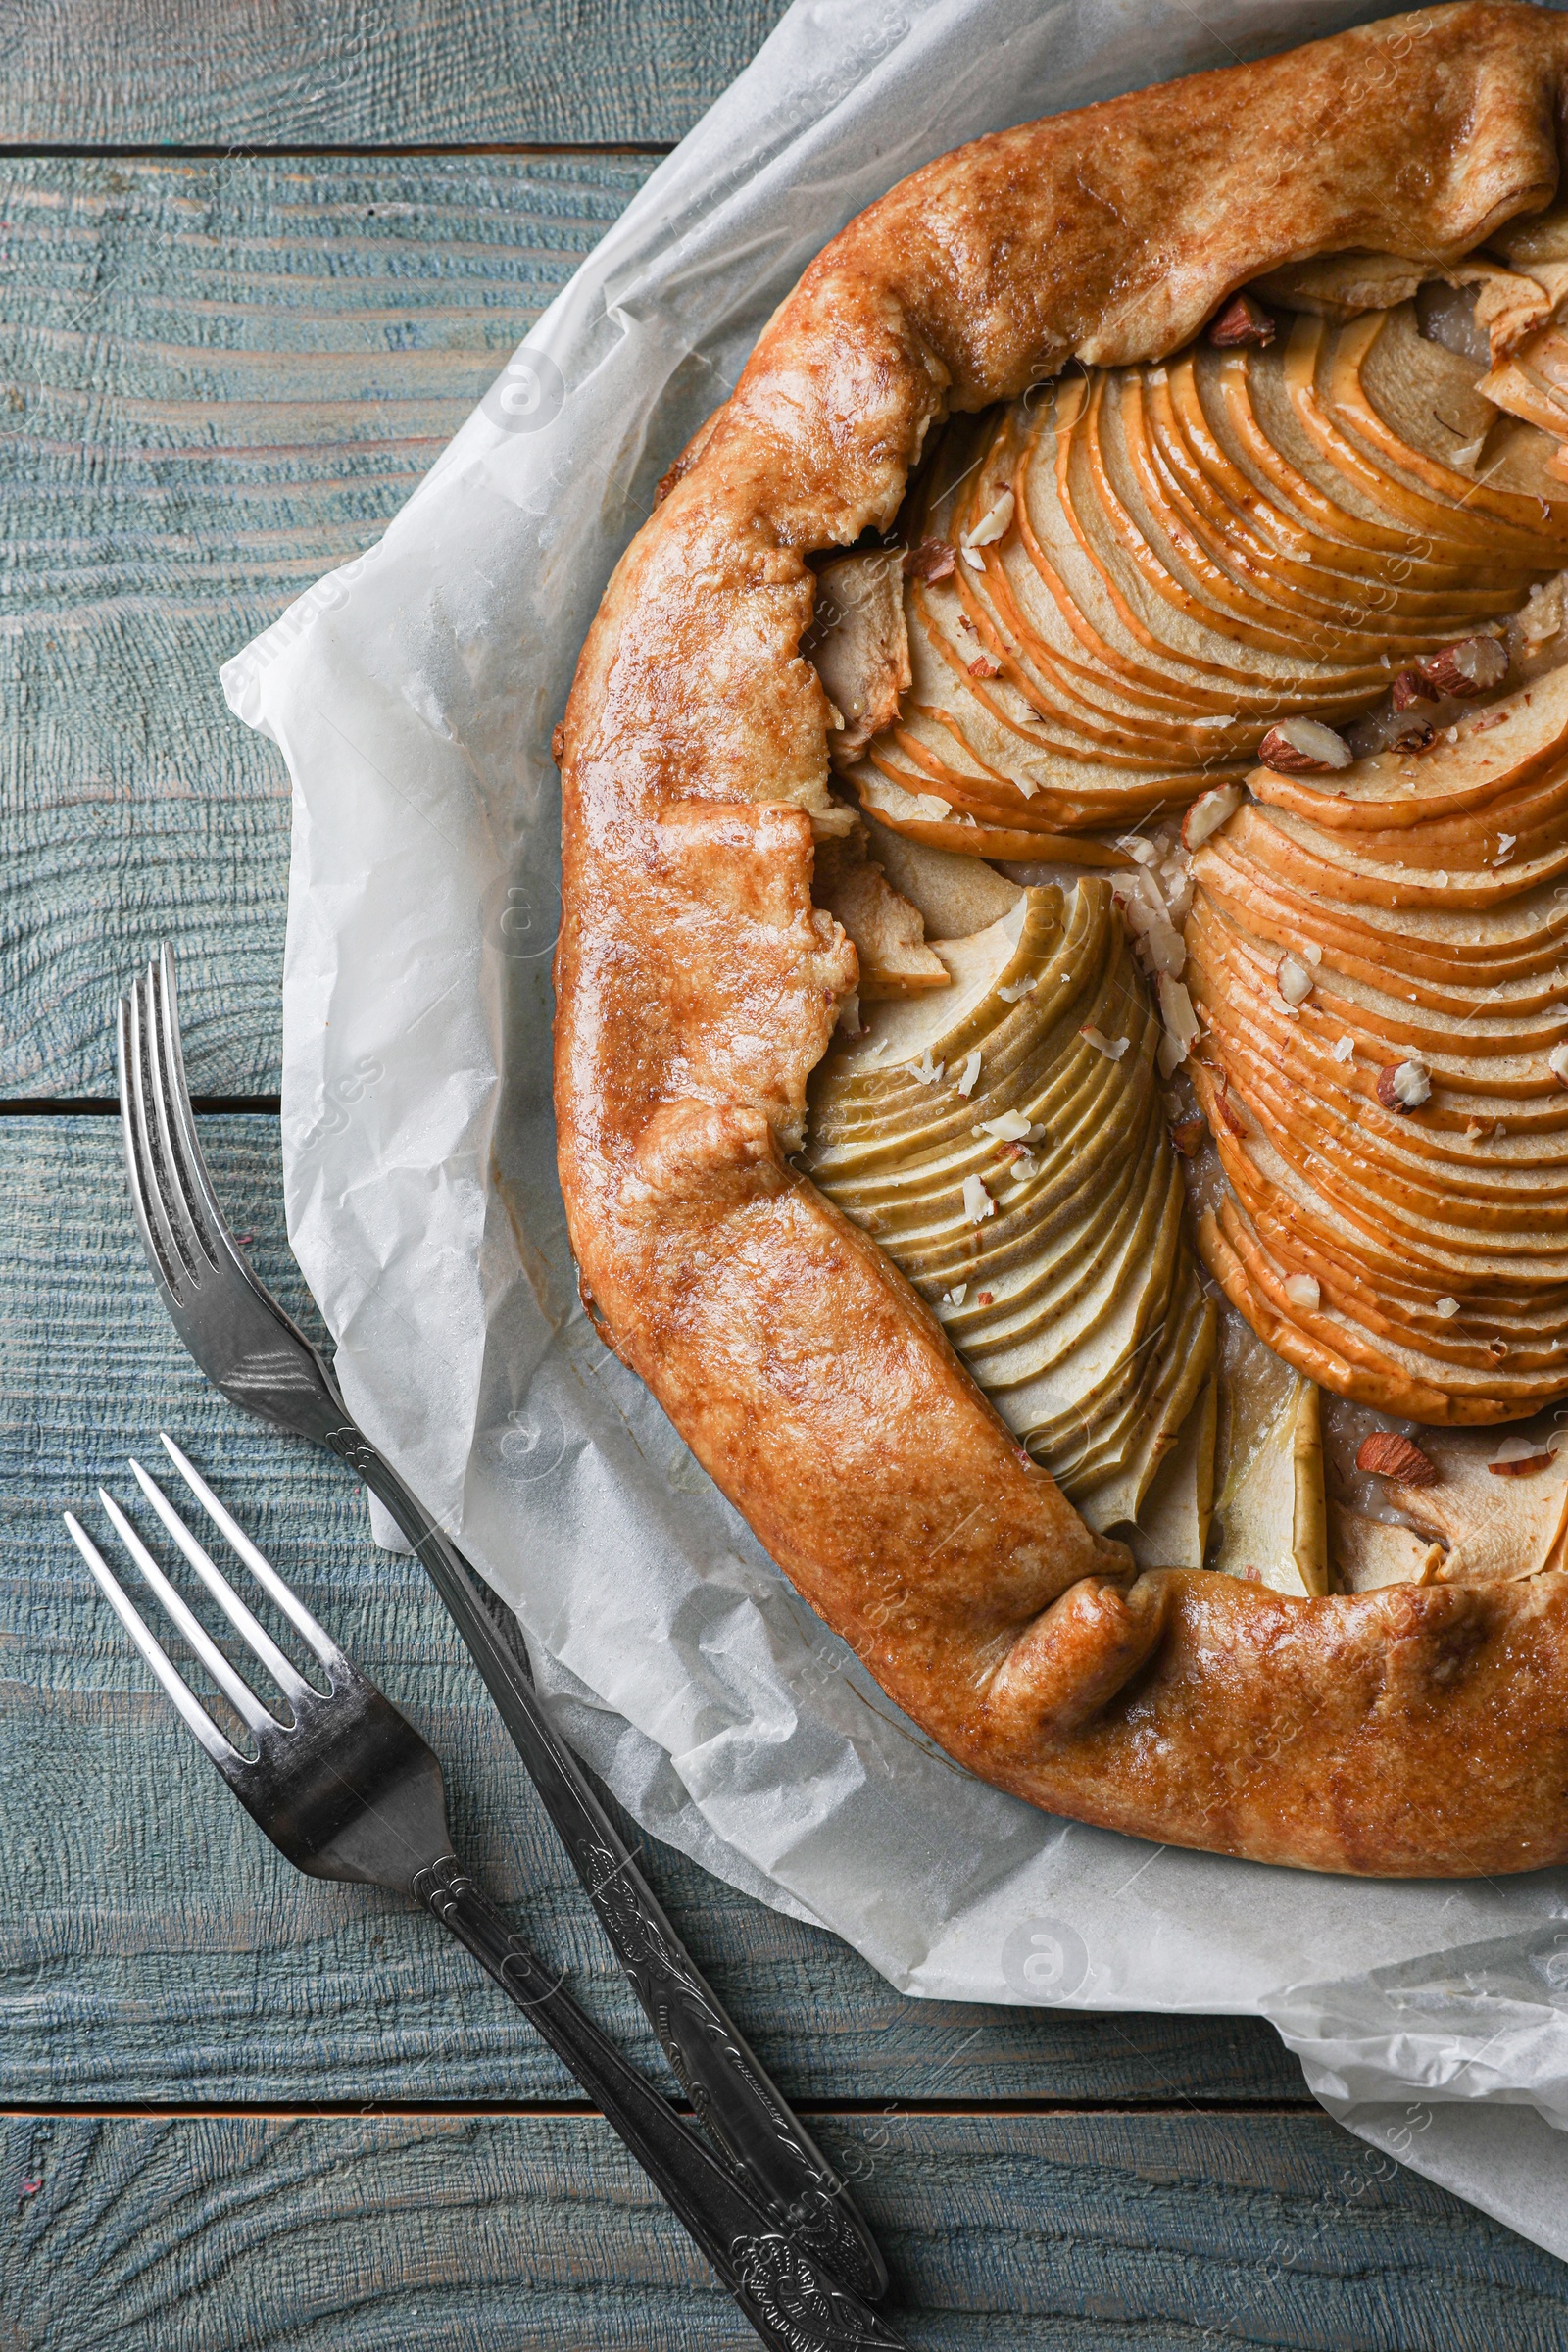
[414,1856,903,2352]
[328,1423,885,2301]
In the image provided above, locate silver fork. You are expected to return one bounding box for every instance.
[116,945,886,2304]
[65,1440,904,2352]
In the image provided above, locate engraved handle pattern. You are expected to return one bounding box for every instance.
[329,1425,887,2301]
[415,1857,906,2352]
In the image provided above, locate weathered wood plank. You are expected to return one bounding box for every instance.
[0,1110,1303,2109]
[0,154,656,1099]
[9,2109,1567,2349]
[0,0,790,148]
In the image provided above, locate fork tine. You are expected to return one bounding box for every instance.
[66,1512,243,1767]
[118,983,195,1303]
[145,947,223,1278]
[159,1432,347,1676]
[129,1457,317,1706]
[97,1488,281,1740]
[147,946,270,1310]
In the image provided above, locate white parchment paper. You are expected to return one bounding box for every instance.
[222,0,1568,2258]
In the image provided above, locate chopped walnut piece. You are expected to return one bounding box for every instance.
[967,655,1002,679]
[1357,1432,1439,1486]
[903,538,956,582]
[1207,292,1276,348]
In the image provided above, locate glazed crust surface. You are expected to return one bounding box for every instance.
[555,5,1568,1878]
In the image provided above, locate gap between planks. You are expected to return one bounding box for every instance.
[1,2098,1317,2120]
[0,1098,279,1115]
[0,140,675,159]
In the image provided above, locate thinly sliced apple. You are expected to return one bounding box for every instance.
[1124,1374,1217,1569]
[1333,1511,1444,1593]
[1207,1351,1329,1596]
[1394,1433,1568,1581]
[860,815,1024,938]
[809,550,911,760]
[812,826,949,999]
[1248,667,1568,829]
[808,885,1204,1520]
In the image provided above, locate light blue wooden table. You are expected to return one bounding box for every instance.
[3,8,1566,2342]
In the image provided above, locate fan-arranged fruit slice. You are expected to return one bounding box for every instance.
[1206,1335,1328,1597]
[808,298,1568,856]
[1185,672,1568,1423]
[805,880,1215,1541]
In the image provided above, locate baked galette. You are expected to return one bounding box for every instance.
[556,4,1568,1875]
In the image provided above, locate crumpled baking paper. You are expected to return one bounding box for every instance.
[222,0,1568,2260]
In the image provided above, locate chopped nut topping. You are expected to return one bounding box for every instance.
[959,487,1015,562]
[961,1173,995,1225]
[956,1049,982,1098]
[1207,292,1276,348]
[1332,1035,1356,1063]
[903,538,956,581]
[1550,1042,1568,1086]
[914,1048,945,1085]
[1081,1024,1130,1061]
[942,1283,967,1306]
[1435,1297,1461,1319]
[976,1290,994,1306]
[1357,1432,1439,1485]
[1258,718,1352,774]
[979,1108,1033,1141]
[1419,635,1509,699]
[1376,1059,1432,1112]
[966,655,1002,680]
[1169,1115,1206,1157]
[1277,953,1313,1007]
[1181,783,1244,849]
[1212,1073,1249,1138]
[1489,1437,1554,1477]
[1391,668,1440,711]
[1155,974,1200,1051]
[997,977,1037,1003]
[1284,1272,1321,1311]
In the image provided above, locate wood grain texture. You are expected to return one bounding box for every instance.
[8,2109,1568,2349]
[0,153,654,1099]
[0,1110,1302,2110]
[0,0,791,148]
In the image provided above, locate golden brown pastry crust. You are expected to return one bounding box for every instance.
[556,5,1568,1878]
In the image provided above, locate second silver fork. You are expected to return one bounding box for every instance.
[68,1438,905,2352]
